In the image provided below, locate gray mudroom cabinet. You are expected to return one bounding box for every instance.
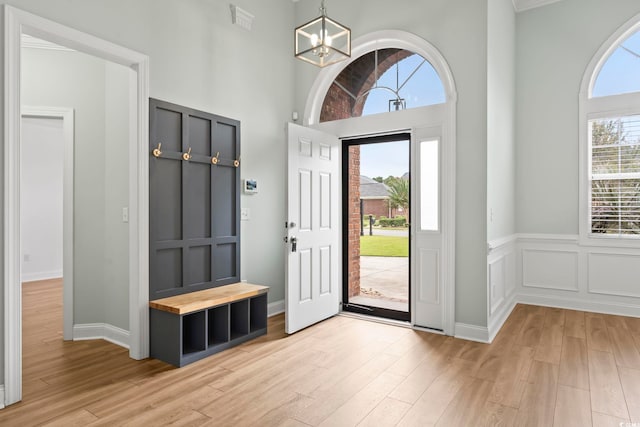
[148,99,267,367]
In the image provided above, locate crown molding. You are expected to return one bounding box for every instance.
[513,0,564,13]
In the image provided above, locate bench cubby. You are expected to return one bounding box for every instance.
[149,283,268,367]
[250,293,268,332]
[208,305,229,346]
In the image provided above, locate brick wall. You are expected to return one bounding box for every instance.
[320,49,414,123]
[362,199,389,220]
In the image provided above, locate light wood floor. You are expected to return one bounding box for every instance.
[2,279,640,426]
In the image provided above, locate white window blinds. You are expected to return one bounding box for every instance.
[590,115,640,235]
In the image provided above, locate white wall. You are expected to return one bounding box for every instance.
[486,0,517,333]
[294,0,490,327]
[487,0,516,242]
[20,117,64,282]
[0,4,5,385]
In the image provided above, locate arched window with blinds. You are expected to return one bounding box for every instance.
[586,28,640,236]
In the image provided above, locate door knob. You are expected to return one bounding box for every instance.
[290,237,297,252]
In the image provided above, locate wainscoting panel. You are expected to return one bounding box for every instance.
[516,234,640,317]
[588,252,640,298]
[505,251,516,296]
[489,256,505,315]
[486,235,517,342]
[483,234,640,344]
[522,249,579,292]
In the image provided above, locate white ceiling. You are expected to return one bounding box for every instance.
[293,0,565,13]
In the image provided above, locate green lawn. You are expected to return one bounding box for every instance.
[359,235,408,257]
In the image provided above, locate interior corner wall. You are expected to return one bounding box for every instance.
[0,4,5,388]
[516,0,640,234]
[486,0,517,332]
[21,47,108,326]
[294,0,489,327]
[487,0,516,242]
[104,61,131,331]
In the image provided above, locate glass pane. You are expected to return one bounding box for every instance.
[420,140,439,231]
[591,116,640,175]
[592,30,640,97]
[592,178,640,235]
[320,49,446,122]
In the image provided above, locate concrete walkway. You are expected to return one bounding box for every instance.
[350,255,409,312]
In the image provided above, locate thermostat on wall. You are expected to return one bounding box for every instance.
[243,179,258,194]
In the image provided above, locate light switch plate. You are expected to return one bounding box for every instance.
[241,208,250,221]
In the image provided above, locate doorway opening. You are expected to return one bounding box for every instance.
[20,112,73,345]
[342,133,411,322]
[4,5,150,406]
[20,115,68,376]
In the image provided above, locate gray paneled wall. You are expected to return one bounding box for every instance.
[149,99,240,300]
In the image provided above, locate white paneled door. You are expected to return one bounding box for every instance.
[285,123,341,334]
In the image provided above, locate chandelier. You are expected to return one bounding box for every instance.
[294,0,351,67]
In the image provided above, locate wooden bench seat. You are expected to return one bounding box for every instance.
[149,282,268,315]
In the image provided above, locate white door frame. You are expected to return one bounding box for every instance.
[305,30,457,336]
[4,5,150,406]
[21,107,75,341]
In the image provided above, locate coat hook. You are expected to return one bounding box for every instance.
[152,143,162,158]
[182,147,192,161]
[234,155,240,168]
[211,151,220,165]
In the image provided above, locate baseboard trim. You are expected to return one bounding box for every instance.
[73,323,130,349]
[488,293,517,342]
[268,300,285,317]
[0,385,5,409]
[455,322,489,343]
[518,293,640,318]
[21,271,63,283]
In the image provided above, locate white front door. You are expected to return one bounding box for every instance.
[412,127,444,330]
[285,123,341,334]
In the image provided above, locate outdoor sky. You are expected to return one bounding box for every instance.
[360,140,409,179]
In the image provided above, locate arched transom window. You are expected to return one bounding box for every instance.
[320,48,446,123]
[592,30,640,98]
